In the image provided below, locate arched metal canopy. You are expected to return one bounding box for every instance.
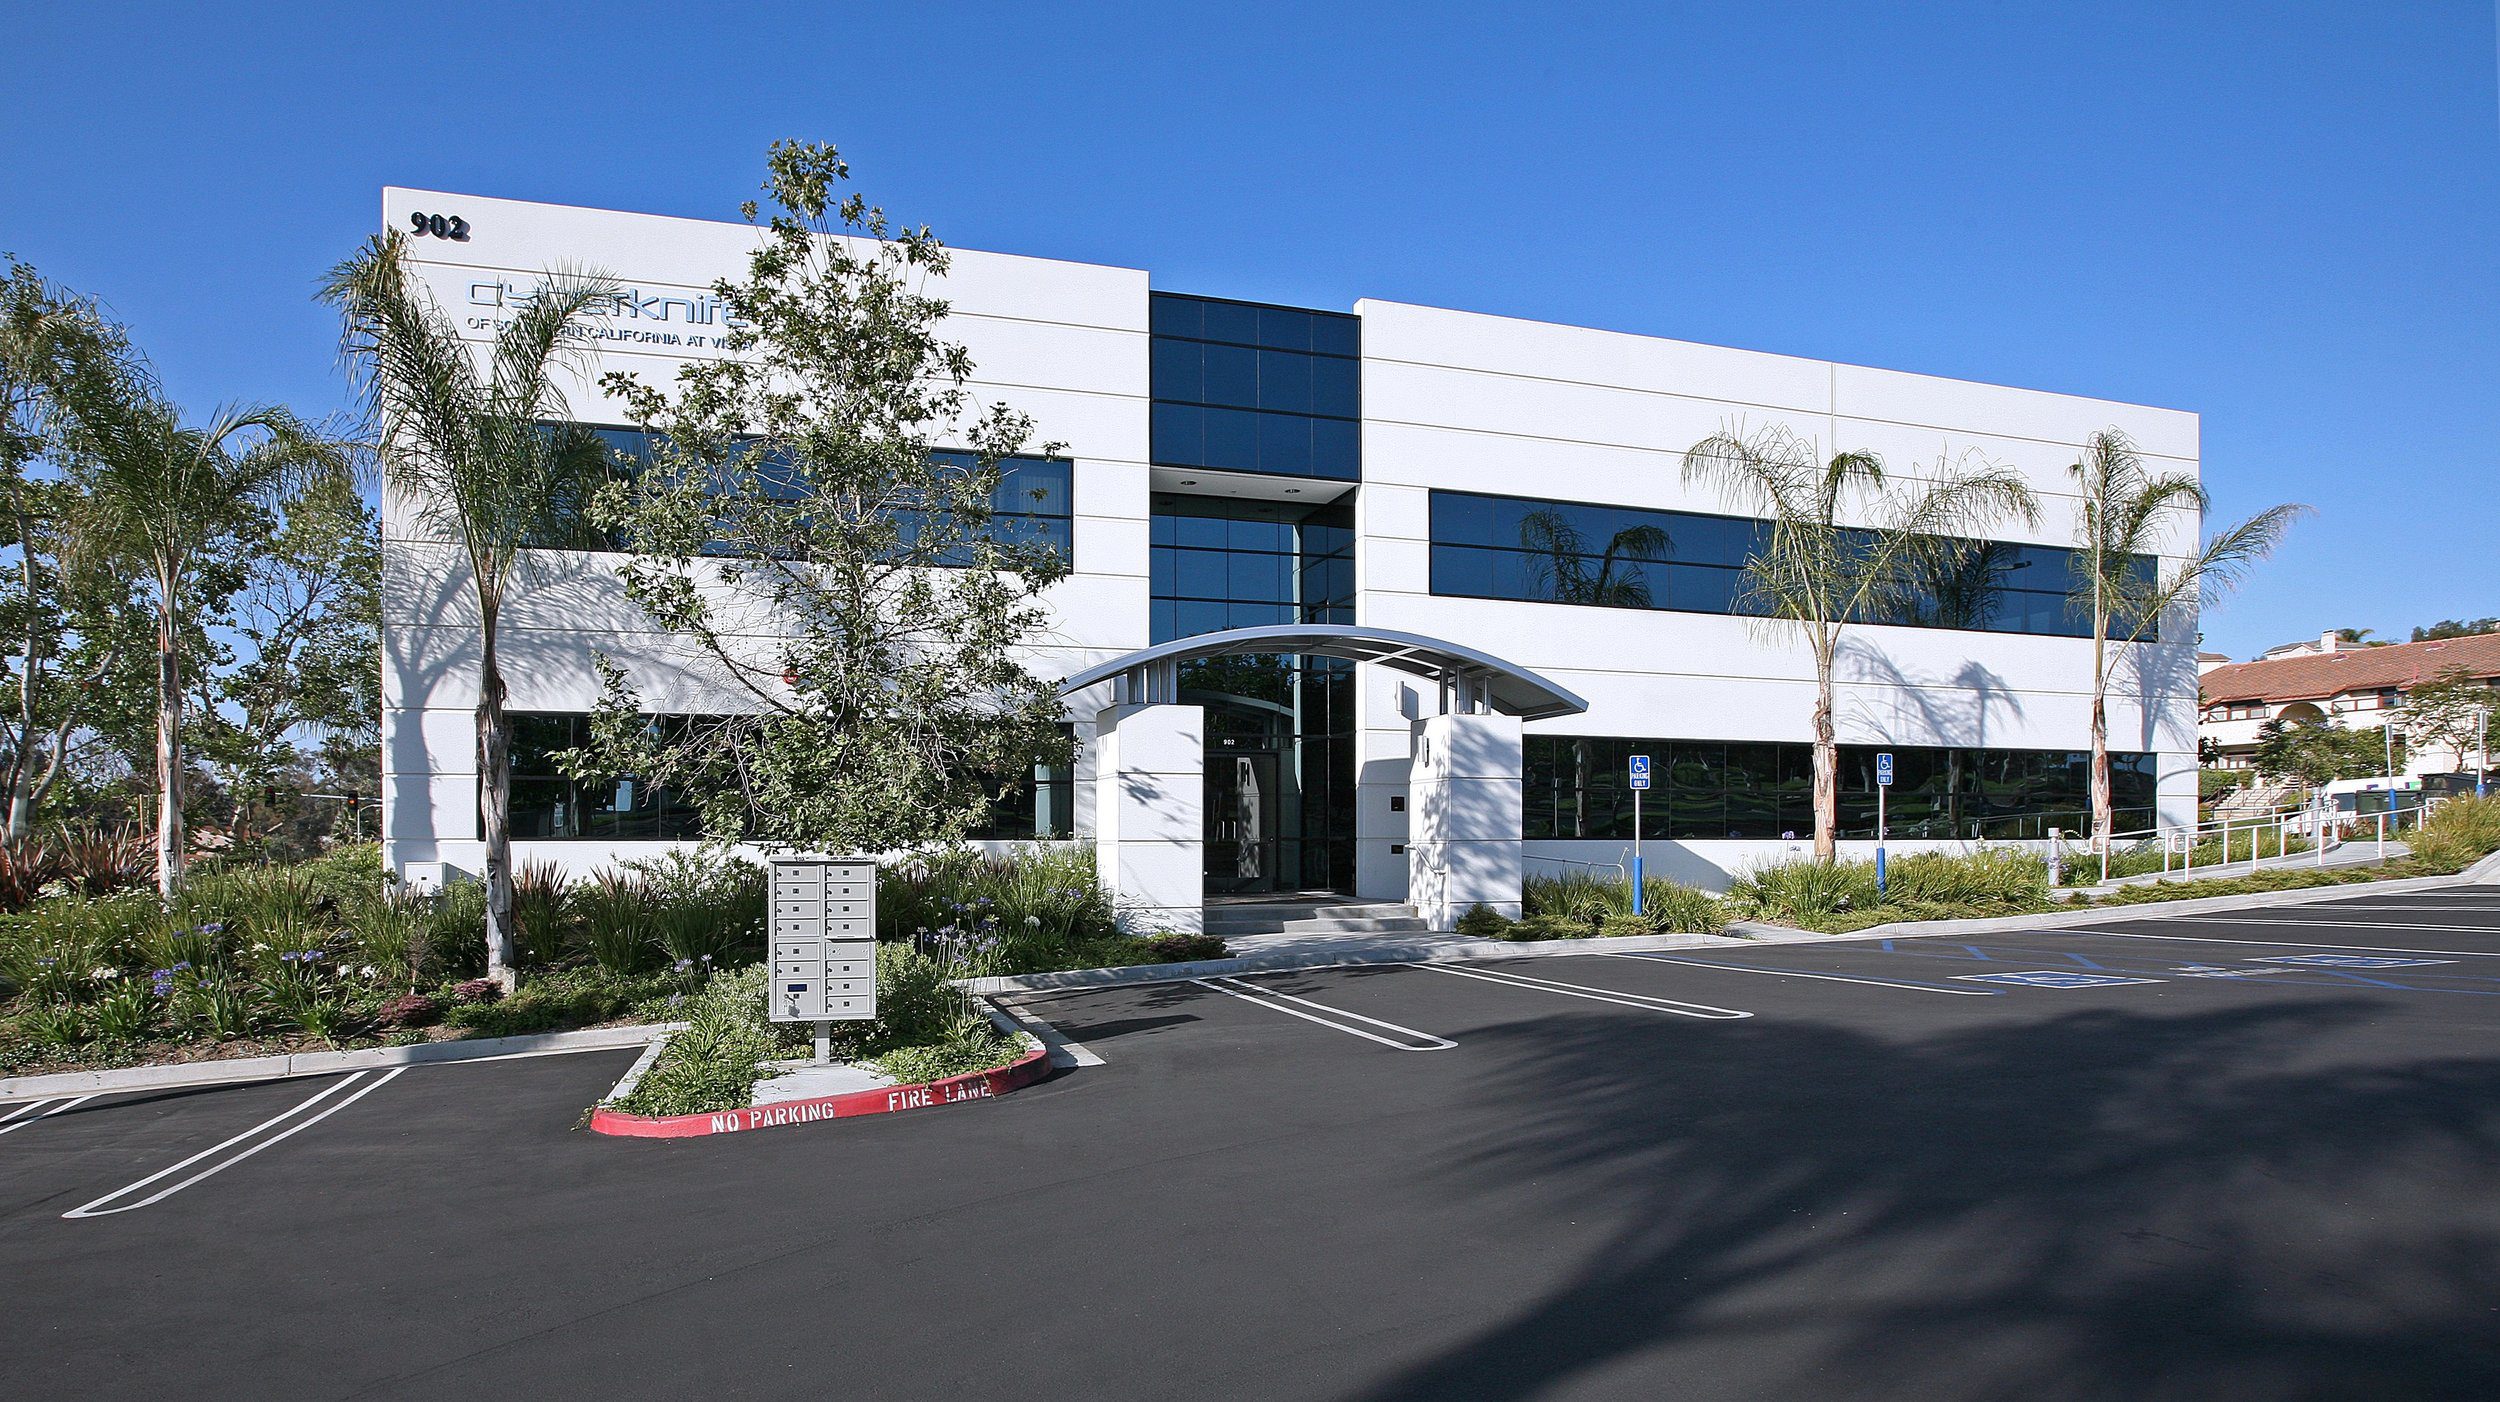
[1057,624,1589,721]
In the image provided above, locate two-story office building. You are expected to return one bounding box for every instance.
[379,189,2201,928]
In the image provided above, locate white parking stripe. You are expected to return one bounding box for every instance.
[1405,962,1752,1019]
[1598,952,2002,995]
[2066,929,2500,959]
[63,1069,403,1219]
[0,1096,95,1135]
[2153,915,2500,937]
[1193,977,1456,1051]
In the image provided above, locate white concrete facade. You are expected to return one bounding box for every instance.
[379,188,2203,907]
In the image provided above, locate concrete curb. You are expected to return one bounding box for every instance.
[966,928,1739,996]
[587,1044,1051,1139]
[0,1023,682,1105]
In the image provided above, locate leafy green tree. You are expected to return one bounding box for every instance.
[2252,716,2397,786]
[200,470,382,850]
[0,256,157,847]
[322,231,618,984]
[72,392,351,894]
[2068,429,2306,847]
[2412,618,2500,642]
[2395,666,2498,775]
[581,142,1073,853]
[1682,424,2039,861]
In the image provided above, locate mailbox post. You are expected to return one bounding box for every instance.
[769,856,879,1064]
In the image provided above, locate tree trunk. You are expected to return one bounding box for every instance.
[156,605,183,896]
[1811,677,1838,863]
[477,614,517,990]
[2088,690,2112,851]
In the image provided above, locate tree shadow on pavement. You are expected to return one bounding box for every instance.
[1354,997,2500,1401]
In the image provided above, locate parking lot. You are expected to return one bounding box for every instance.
[6,885,2500,1400]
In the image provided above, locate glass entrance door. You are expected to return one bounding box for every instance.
[1206,750,1281,893]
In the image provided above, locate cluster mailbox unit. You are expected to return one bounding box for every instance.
[769,858,878,1056]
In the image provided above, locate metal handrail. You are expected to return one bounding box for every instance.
[1522,852,1630,883]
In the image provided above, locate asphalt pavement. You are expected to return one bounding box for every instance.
[5,884,2499,1400]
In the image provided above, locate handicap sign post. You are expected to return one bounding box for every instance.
[1874,752,1893,896]
[1628,754,1651,915]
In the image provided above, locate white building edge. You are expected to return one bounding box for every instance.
[379,188,2202,929]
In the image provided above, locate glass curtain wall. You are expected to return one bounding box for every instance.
[1149,493,1357,892]
[1525,735,2157,841]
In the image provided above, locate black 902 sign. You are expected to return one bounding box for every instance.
[408,211,470,241]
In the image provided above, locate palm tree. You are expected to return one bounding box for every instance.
[322,231,617,986]
[1683,424,2040,861]
[2068,429,2305,849]
[76,395,350,894]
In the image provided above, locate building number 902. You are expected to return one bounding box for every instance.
[408,212,470,241]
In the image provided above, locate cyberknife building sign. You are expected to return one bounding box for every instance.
[377,187,2203,926]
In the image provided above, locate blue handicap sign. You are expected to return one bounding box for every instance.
[1629,754,1651,791]
[1953,970,2162,989]
[1876,752,1894,787]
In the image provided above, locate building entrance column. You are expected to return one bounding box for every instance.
[1406,710,1524,929]
[1092,702,1205,936]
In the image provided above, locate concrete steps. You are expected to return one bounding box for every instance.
[1204,900,1431,939]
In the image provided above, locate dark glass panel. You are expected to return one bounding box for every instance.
[1201,343,1260,409]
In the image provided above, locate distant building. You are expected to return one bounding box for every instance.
[2200,631,2500,774]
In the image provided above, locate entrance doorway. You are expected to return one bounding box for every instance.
[1191,663,1354,895]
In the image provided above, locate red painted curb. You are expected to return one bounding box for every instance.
[589,1046,1051,1139]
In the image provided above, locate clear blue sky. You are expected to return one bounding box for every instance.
[5,1,2493,659]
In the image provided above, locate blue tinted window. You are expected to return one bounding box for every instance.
[1525,735,2156,841]
[1150,493,1356,643]
[1431,488,2132,641]
[1150,293,1360,483]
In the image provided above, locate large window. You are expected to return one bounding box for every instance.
[1431,489,2135,640]
[502,713,1074,842]
[1150,493,1353,644]
[1150,293,1360,482]
[506,714,707,841]
[1525,735,2158,841]
[544,428,1074,565]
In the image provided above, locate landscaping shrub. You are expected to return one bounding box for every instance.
[1725,857,1881,924]
[2410,794,2500,875]
[574,871,661,974]
[1140,932,1230,963]
[1885,848,2049,908]
[615,941,1027,1118]
[449,978,502,1006]
[1729,849,2051,927]
[511,860,573,968]
[1637,879,1726,934]
[881,845,1125,974]
[442,967,681,1038]
[374,993,442,1030]
[1455,903,1514,938]
[1523,869,1630,920]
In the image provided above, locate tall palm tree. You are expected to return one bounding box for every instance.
[1683,424,2040,861]
[322,231,616,986]
[76,396,349,894]
[2068,429,2305,848]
